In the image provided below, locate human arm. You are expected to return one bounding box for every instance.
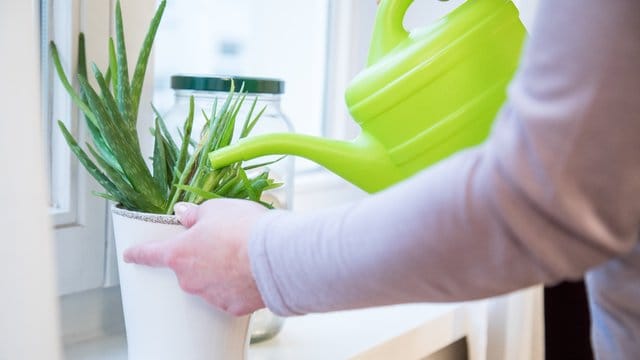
[249,0,640,316]
[123,0,640,318]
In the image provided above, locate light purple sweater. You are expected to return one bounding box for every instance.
[249,1,640,358]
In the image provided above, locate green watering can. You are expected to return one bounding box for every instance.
[210,0,526,193]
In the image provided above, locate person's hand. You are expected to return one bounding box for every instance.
[122,200,268,316]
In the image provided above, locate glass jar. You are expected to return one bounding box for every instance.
[163,75,293,343]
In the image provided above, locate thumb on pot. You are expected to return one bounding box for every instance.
[174,202,199,228]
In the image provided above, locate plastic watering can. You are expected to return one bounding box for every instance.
[209,0,526,193]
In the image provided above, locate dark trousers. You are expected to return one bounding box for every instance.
[544,280,594,360]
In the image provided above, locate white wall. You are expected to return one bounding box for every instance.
[0,1,62,359]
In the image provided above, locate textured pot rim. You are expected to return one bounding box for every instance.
[111,205,181,225]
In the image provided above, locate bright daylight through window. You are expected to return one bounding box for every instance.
[40,0,467,295]
[153,0,331,145]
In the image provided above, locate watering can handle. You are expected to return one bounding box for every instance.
[367,0,414,65]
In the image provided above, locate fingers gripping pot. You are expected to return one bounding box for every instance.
[163,75,294,343]
[112,207,251,359]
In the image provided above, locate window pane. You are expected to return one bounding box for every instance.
[40,0,53,208]
[405,0,466,28]
[153,0,330,142]
[40,0,77,224]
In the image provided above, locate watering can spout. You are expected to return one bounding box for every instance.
[209,0,526,194]
[209,133,400,193]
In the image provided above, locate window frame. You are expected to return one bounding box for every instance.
[43,0,150,295]
[321,0,377,142]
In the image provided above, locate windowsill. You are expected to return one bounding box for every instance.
[65,303,476,359]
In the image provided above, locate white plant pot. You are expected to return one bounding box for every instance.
[112,207,250,360]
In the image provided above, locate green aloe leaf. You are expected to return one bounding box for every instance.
[104,65,112,90]
[85,118,121,173]
[58,121,122,202]
[151,104,179,156]
[213,88,245,150]
[77,33,88,88]
[131,0,166,120]
[86,144,130,189]
[166,144,203,214]
[77,74,165,210]
[242,105,267,139]
[174,185,222,201]
[91,62,141,160]
[92,191,120,203]
[186,169,220,203]
[206,84,236,150]
[114,0,133,126]
[152,117,170,196]
[76,34,120,172]
[174,96,195,181]
[238,169,259,201]
[242,155,286,171]
[108,38,118,92]
[86,144,160,211]
[239,96,258,138]
[49,41,98,127]
[188,85,237,189]
[91,63,130,133]
[53,1,282,214]
[252,178,282,193]
[216,170,242,195]
[164,97,195,205]
[203,100,218,138]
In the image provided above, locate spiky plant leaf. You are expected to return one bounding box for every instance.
[53,0,283,214]
[151,104,178,156]
[86,144,160,212]
[77,74,165,209]
[168,96,195,202]
[131,0,166,119]
[108,38,118,92]
[242,156,286,171]
[174,185,223,201]
[58,121,123,202]
[50,42,98,127]
[114,0,133,126]
[152,117,170,196]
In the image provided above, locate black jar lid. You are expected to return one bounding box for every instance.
[171,75,285,94]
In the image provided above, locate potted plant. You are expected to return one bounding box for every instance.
[50,1,281,359]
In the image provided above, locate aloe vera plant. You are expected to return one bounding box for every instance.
[51,0,281,214]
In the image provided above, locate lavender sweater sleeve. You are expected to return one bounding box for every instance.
[249,0,640,354]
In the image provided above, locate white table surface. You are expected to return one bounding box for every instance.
[65,303,470,360]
